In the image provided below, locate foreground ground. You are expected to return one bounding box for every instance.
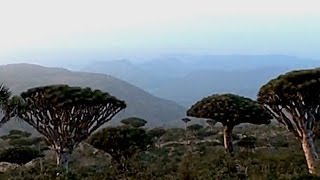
[0,124,320,179]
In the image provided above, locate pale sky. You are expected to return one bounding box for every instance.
[0,0,320,60]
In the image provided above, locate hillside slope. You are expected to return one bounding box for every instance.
[0,63,186,134]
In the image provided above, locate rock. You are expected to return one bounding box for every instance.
[218,132,224,136]
[237,133,247,139]
[25,158,44,168]
[0,162,20,173]
[93,149,99,155]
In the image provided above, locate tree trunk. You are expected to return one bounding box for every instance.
[184,122,189,144]
[301,130,318,174]
[55,149,72,172]
[224,126,234,154]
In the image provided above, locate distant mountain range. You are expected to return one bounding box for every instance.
[0,63,186,135]
[82,54,320,107]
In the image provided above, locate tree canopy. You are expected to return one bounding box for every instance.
[15,85,126,142]
[148,128,166,139]
[0,84,10,105]
[257,68,320,138]
[181,118,191,124]
[0,84,12,126]
[187,94,271,127]
[88,126,152,170]
[121,117,148,128]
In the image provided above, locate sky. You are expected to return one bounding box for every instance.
[0,0,320,64]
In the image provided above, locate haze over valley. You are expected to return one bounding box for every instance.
[2,54,320,109]
[82,54,320,107]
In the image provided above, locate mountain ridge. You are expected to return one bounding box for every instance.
[82,55,320,107]
[0,63,186,134]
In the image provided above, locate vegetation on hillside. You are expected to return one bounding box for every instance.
[0,125,319,179]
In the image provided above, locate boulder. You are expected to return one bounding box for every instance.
[0,162,20,173]
[25,158,44,168]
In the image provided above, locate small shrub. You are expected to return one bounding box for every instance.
[8,138,34,147]
[0,147,43,164]
[1,130,32,140]
[270,135,290,148]
[237,136,257,150]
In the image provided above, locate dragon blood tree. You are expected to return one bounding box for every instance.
[187,94,271,154]
[89,126,153,171]
[181,117,191,131]
[258,68,320,174]
[206,119,217,130]
[120,117,148,128]
[0,84,13,126]
[12,85,126,170]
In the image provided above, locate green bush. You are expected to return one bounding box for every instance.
[237,136,257,150]
[0,160,79,180]
[270,135,290,148]
[88,126,153,171]
[1,130,32,140]
[0,147,43,164]
[8,138,34,147]
[161,128,185,142]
